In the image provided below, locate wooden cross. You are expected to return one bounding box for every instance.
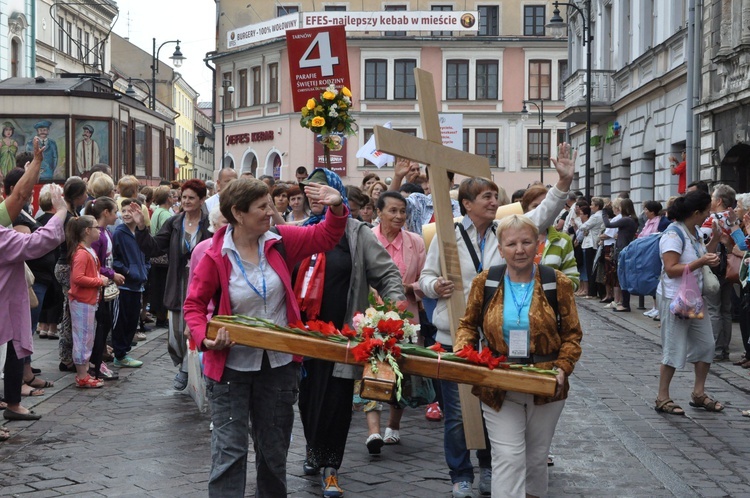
[374,68,491,449]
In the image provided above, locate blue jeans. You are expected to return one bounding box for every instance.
[205,358,299,498]
[441,347,491,483]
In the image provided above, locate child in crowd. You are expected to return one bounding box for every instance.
[67,215,108,388]
[86,196,124,381]
[111,199,147,368]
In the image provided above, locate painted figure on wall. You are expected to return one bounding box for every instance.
[0,121,19,176]
[75,124,100,173]
[25,120,58,179]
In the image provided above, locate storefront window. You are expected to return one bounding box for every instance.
[135,122,146,176]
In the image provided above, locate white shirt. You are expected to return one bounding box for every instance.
[221,226,290,371]
[602,214,620,247]
[657,223,704,299]
[204,193,220,214]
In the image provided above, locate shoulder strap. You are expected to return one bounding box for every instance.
[664,223,686,251]
[456,222,481,273]
[482,265,506,318]
[538,265,559,328]
[269,226,286,260]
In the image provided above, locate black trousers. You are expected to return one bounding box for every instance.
[298,358,355,470]
[112,289,141,360]
[90,299,114,373]
[3,341,24,405]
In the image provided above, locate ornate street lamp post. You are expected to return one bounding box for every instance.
[521,99,546,184]
[150,38,185,110]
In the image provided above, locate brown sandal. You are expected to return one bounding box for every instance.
[689,392,724,412]
[655,398,685,415]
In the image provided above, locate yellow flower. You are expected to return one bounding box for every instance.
[301,108,309,117]
[322,91,336,100]
[342,86,352,97]
[311,116,326,127]
[306,99,316,110]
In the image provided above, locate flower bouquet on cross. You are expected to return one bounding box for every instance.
[349,295,420,402]
[299,84,357,165]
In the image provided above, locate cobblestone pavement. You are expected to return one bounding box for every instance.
[2,297,750,497]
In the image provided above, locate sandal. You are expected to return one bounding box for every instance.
[21,385,44,397]
[24,375,53,389]
[689,392,724,412]
[383,427,401,445]
[365,433,384,455]
[655,398,685,415]
[75,375,104,389]
[742,410,750,418]
[0,426,9,441]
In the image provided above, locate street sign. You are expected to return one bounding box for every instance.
[286,25,350,112]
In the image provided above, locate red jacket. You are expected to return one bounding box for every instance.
[69,245,102,305]
[184,207,349,381]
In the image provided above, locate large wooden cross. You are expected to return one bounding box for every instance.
[374,68,491,449]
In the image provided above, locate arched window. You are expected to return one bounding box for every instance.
[11,38,20,77]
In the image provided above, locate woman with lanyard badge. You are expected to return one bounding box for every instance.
[184,177,348,497]
[132,179,210,389]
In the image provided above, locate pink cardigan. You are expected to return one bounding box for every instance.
[372,225,426,321]
[184,208,349,381]
[0,215,65,358]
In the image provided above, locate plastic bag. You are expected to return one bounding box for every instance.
[669,265,705,319]
[186,338,208,413]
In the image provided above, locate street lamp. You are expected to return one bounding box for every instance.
[547,1,592,200]
[521,99,546,184]
[150,38,185,110]
[197,132,214,152]
[220,80,234,168]
[125,77,152,106]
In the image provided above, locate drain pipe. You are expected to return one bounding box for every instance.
[685,0,695,184]
[204,53,217,171]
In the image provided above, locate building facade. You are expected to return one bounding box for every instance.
[558,1,690,208]
[0,0,33,79]
[173,73,199,180]
[210,1,567,192]
[194,102,214,181]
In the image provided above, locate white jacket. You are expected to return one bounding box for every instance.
[419,185,567,345]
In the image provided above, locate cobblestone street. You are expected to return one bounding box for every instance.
[2,297,750,497]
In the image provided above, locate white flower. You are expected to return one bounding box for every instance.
[385,311,401,321]
[329,108,339,118]
[343,96,351,105]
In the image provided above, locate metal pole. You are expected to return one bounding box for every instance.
[585,0,592,200]
[540,99,545,185]
[150,37,156,110]
[221,91,225,169]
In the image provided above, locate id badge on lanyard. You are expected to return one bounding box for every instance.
[508,329,530,358]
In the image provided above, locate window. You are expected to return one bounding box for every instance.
[120,123,129,177]
[527,130,550,168]
[384,5,407,36]
[77,27,83,60]
[94,37,100,67]
[252,66,261,105]
[58,17,65,51]
[276,5,299,16]
[11,39,19,77]
[239,69,248,107]
[152,128,163,178]
[66,22,72,55]
[478,6,499,36]
[528,60,551,100]
[558,60,568,100]
[134,122,147,177]
[462,129,470,152]
[84,32,90,64]
[222,72,232,110]
[431,5,453,36]
[524,5,546,36]
[446,60,469,100]
[394,59,416,99]
[557,129,567,147]
[476,60,498,99]
[324,5,347,11]
[268,63,279,103]
[476,129,498,166]
[365,59,387,99]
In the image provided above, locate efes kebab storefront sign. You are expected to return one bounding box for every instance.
[227,11,478,48]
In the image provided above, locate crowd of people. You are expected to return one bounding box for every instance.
[4,138,749,497]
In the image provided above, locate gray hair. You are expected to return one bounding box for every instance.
[736,192,750,211]
[208,205,225,233]
[712,184,737,210]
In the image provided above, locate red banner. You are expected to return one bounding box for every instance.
[286,25,350,111]
[313,135,347,176]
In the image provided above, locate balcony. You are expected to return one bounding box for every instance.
[557,69,617,124]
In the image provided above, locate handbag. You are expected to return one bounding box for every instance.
[24,263,38,309]
[701,264,721,297]
[726,252,744,285]
[670,265,705,319]
[103,282,120,302]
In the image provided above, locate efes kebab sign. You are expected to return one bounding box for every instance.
[228,11,478,48]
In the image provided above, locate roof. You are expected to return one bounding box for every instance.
[0,76,113,94]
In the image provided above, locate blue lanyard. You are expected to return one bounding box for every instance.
[182,217,200,253]
[506,265,536,325]
[231,248,267,313]
[477,235,486,272]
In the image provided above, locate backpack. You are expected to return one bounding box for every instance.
[617,225,684,296]
[482,264,560,328]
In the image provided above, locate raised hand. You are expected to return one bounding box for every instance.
[550,142,576,190]
[304,183,343,207]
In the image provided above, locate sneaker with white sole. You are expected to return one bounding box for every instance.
[321,467,344,497]
[365,433,384,454]
[452,480,473,498]
[478,467,491,495]
[113,356,143,368]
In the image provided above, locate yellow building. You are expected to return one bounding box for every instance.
[173,75,199,180]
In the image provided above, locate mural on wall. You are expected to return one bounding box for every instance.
[74,120,110,175]
[0,118,67,181]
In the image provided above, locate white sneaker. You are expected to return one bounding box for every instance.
[644,308,658,318]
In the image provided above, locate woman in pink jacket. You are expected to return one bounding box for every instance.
[183,178,347,497]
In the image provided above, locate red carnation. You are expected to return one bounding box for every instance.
[340,324,357,338]
[352,340,375,362]
[289,320,307,331]
[377,318,404,336]
[429,343,446,353]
